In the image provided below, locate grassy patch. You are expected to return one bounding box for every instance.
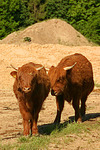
[0,121,100,150]
[17,136,50,150]
[0,144,17,150]
[94,82,100,88]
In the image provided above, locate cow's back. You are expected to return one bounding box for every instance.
[58,53,94,96]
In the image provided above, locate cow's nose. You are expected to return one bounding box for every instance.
[51,89,57,96]
[23,87,31,93]
[51,89,54,95]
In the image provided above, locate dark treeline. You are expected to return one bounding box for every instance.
[0,0,100,44]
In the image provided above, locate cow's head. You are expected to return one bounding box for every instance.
[48,63,76,96]
[10,63,43,94]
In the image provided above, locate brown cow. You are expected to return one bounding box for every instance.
[10,62,50,136]
[48,53,94,123]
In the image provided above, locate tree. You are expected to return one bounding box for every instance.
[28,0,47,23]
[45,0,70,19]
[0,0,19,39]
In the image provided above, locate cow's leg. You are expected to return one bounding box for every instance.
[19,102,32,136]
[81,95,87,117]
[23,119,31,136]
[72,98,82,123]
[54,95,64,124]
[32,114,38,135]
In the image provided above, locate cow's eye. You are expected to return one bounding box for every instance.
[59,79,62,83]
[56,79,59,82]
[57,78,61,82]
[62,76,65,81]
[19,76,21,80]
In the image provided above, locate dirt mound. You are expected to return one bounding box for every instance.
[0,19,92,46]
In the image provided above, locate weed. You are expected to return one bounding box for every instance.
[94,82,100,88]
[18,136,30,143]
[24,37,31,42]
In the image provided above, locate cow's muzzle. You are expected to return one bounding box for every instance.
[51,88,63,96]
[23,87,31,93]
[51,89,56,96]
[51,89,60,96]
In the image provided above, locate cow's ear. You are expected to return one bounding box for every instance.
[49,65,55,70]
[10,71,17,78]
[48,65,55,74]
[51,65,55,68]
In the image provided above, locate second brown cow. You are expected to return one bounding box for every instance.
[48,53,94,123]
[10,62,50,136]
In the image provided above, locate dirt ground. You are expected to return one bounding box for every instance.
[0,43,100,149]
[0,89,100,149]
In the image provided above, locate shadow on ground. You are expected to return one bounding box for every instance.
[1,113,100,140]
[38,112,100,135]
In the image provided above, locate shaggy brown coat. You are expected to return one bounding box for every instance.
[10,62,50,136]
[48,53,94,123]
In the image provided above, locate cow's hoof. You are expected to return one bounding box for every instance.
[77,118,82,123]
[54,120,60,125]
[32,132,39,136]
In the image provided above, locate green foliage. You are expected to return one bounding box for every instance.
[0,0,29,39]
[45,0,70,19]
[28,0,47,23]
[0,0,100,45]
[24,37,31,42]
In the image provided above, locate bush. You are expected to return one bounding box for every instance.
[24,37,31,42]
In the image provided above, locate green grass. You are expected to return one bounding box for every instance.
[94,82,100,88]
[0,121,100,150]
[17,136,50,150]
